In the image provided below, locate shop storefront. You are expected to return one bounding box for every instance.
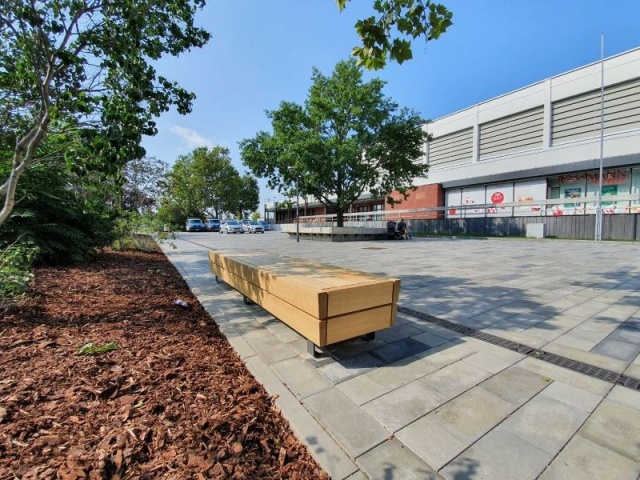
[445,166,640,218]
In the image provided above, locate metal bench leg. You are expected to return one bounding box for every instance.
[307,340,320,358]
[363,332,376,341]
[215,275,220,283]
[243,295,254,305]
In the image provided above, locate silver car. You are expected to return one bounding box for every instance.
[222,220,244,234]
[243,221,264,233]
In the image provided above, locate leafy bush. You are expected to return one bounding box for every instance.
[0,243,38,305]
[0,156,116,265]
[110,212,160,252]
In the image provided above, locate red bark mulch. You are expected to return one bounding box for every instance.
[0,249,329,479]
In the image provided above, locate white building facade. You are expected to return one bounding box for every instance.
[407,47,640,219]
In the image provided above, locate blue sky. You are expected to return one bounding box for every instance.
[142,0,640,208]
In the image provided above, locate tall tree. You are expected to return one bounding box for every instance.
[163,146,257,221]
[337,0,453,70]
[240,59,429,227]
[236,175,260,219]
[0,0,210,226]
[121,156,169,213]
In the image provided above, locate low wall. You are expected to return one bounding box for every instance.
[412,214,640,241]
[279,225,389,242]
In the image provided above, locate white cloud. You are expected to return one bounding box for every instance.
[169,126,214,150]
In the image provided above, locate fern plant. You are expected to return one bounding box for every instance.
[0,241,38,305]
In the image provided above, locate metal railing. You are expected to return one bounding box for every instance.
[279,194,640,227]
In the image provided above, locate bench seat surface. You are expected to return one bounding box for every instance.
[209,250,400,346]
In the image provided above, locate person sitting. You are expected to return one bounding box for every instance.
[386,220,397,240]
[397,219,407,240]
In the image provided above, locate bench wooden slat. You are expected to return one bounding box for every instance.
[209,250,397,319]
[326,304,397,345]
[211,262,327,345]
[209,249,399,348]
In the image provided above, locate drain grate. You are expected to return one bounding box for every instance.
[398,305,640,391]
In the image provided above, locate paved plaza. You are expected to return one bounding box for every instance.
[161,233,640,480]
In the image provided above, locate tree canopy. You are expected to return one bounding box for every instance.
[158,146,259,225]
[121,156,169,213]
[0,0,210,226]
[338,0,453,70]
[240,59,429,227]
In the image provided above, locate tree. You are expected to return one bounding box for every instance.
[161,146,258,222]
[0,0,210,226]
[121,156,169,213]
[235,175,260,219]
[240,59,429,227]
[0,134,117,264]
[337,0,453,70]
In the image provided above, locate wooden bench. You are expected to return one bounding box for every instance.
[208,250,400,356]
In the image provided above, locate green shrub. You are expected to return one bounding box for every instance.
[110,213,161,252]
[0,243,39,305]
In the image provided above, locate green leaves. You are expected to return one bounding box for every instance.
[78,341,119,356]
[160,146,259,223]
[339,0,453,70]
[241,59,428,226]
[0,0,211,226]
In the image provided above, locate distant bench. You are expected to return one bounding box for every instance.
[208,250,400,356]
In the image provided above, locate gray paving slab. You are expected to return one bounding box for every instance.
[367,337,432,363]
[592,338,640,361]
[543,341,629,373]
[605,385,640,411]
[441,429,552,480]
[414,340,477,366]
[374,323,424,343]
[498,393,589,455]
[365,355,439,391]
[540,435,640,480]
[356,438,443,480]
[162,235,640,479]
[395,413,469,471]
[304,387,390,458]
[579,399,640,462]
[411,330,452,348]
[243,356,358,480]
[317,351,385,383]
[420,359,492,399]
[362,379,448,432]
[336,374,391,406]
[518,357,613,396]
[270,356,333,399]
[541,379,605,413]
[246,333,296,364]
[460,349,521,374]
[429,387,517,445]
[480,365,551,405]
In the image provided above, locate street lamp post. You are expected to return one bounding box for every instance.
[296,175,300,242]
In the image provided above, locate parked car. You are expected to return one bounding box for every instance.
[261,221,271,231]
[221,220,244,234]
[204,218,220,232]
[185,218,205,232]
[243,221,265,234]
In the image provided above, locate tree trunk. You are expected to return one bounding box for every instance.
[336,209,344,227]
[0,112,50,226]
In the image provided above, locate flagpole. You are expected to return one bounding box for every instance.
[595,33,605,241]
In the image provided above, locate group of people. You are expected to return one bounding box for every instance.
[386,218,412,240]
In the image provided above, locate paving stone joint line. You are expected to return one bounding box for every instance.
[398,306,640,392]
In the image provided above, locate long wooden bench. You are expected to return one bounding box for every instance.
[208,250,400,356]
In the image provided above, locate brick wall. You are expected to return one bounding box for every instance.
[389,184,444,219]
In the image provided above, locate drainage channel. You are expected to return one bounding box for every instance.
[398,306,640,392]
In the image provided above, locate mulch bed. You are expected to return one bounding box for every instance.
[0,249,329,479]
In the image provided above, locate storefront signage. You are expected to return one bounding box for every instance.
[558,170,627,185]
